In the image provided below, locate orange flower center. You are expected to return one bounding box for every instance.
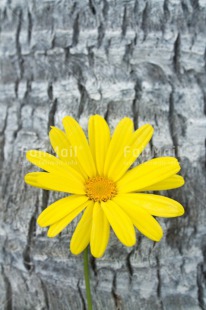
[85,176,117,202]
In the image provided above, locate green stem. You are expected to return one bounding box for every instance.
[83,246,93,310]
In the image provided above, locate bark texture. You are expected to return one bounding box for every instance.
[0,0,206,309]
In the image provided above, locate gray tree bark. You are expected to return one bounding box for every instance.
[0,0,206,309]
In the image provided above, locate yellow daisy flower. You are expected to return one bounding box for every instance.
[25,115,185,258]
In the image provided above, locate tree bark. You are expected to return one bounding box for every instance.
[0,0,206,309]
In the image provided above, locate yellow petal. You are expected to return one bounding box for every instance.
[104,117,134,179]
[117,157,181,193]
[115,193,184,218]
[101,200,136,247]
[24,172,85,194]
[90,202,110,258]
[140,175,185,191]
[49,127,87,178]
[24,173,51,190]
[49,126,74,161]
[37,195,88,227]
[47,201,89,237]
[113,195,163,241]
[70,200,94,255]
[88,115,110,175]
[107,124,153,181]
[63,116,96,178]
[26,150,85,183]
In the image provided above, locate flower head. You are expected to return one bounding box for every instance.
[25,115,185,258]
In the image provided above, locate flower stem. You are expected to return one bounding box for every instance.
[83,246,93,310]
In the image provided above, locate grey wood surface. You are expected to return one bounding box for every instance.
[0,0,206,309]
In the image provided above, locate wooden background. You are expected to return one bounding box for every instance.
[0,0,206,309]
